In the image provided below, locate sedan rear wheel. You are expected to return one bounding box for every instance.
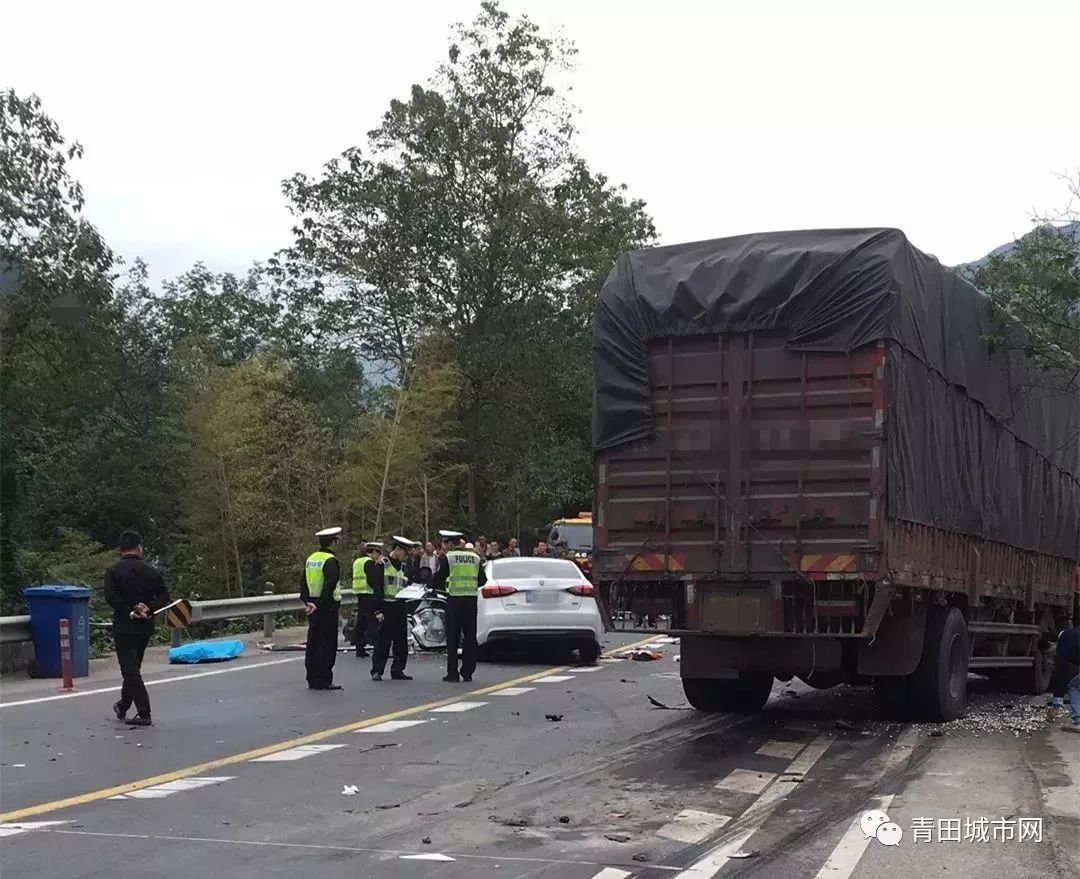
[578,640,601,665]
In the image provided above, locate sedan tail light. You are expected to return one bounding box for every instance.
[481,584,517,599]
[567,584,595,597]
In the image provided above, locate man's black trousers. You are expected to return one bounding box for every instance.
[305,606,339,688]
[114,632,152,717]
[446,595,478,679]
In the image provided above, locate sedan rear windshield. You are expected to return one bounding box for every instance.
[491,559,582,579]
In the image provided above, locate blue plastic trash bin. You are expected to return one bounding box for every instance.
[23,585,92,678]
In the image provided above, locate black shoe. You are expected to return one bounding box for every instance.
[462,676,473,683]
[371,671,383,681]
[112,701,128,721]
[390,672,412,681]
[442,674,460,683]
[127,715,153,727]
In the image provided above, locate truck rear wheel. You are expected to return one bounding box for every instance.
[913,606,969,722]
[682,673,773,713]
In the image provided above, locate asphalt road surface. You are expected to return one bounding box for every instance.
[1,632,1077,879]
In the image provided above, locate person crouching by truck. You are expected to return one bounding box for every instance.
[1046,623,1080,733]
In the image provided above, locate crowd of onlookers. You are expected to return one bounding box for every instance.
[396,534,574,587]
[414,535,523,574]
[404,536,527,584]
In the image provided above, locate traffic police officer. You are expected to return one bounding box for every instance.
[371,536,416,681]
[352,541,382,658]
[301,526,343,690]
[442,531,486,683]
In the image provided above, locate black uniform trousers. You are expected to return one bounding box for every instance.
[114,632,152,717]
[305,605,340,688]
[446,595,478,679]
[353,595,374,656]
[372,600,408,675]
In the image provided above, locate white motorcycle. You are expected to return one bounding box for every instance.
[396,581,448,651]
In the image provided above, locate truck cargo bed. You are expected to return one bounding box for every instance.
[595,331,1076,635]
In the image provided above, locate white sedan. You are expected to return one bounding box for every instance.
[477,557,603,664]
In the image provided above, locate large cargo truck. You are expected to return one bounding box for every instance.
[593,229,1079,721]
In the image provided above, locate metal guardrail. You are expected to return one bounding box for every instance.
[0,592,359,647]
[0,615,31,644]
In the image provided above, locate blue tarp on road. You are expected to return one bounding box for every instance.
[168,640,245,664]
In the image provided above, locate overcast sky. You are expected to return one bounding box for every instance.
[5,0,1078,284]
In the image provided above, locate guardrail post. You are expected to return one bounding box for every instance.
[263,588,275,638]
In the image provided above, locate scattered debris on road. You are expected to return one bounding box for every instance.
[341,785,359,796]
[633,852,651,862]
[730,849,760,859]
[421,837,432,845]
[914,691,1056,737]
[558,815,571,824]
[376,803,400,810]
[545,714,563,722]
[490,816,530,828]
[647,695,690,710]
[605,833,632,843]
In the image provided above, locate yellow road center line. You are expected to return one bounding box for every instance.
[0,635,660,822]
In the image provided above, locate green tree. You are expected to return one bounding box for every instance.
[168,355,331,599]
[0,91,151,611]
[970,173,1080,381]
[278,1,656,533]
[337,341,463,546]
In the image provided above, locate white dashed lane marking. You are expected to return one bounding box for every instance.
[566,666,602,672]
[678,734,835,879]
[400,853,456,862]
[107,777,234,800]
[590,869,632,879]
[252,745,346,762]
[812,795,895,879]
[674,828,758,879]
[533,675,574,683]
[756,740,805,760]
[0,821,69,838]
[657,809,732,844]
[357,720,429,733]
[429,701,488,713]
[489,687,535,696]
[715,768,776,795]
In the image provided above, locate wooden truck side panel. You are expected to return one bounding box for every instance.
[595,331,1075,635]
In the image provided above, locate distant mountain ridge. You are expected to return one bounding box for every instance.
[960,220,1080,271]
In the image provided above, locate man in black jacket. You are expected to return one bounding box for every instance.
[104,530,170,726]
